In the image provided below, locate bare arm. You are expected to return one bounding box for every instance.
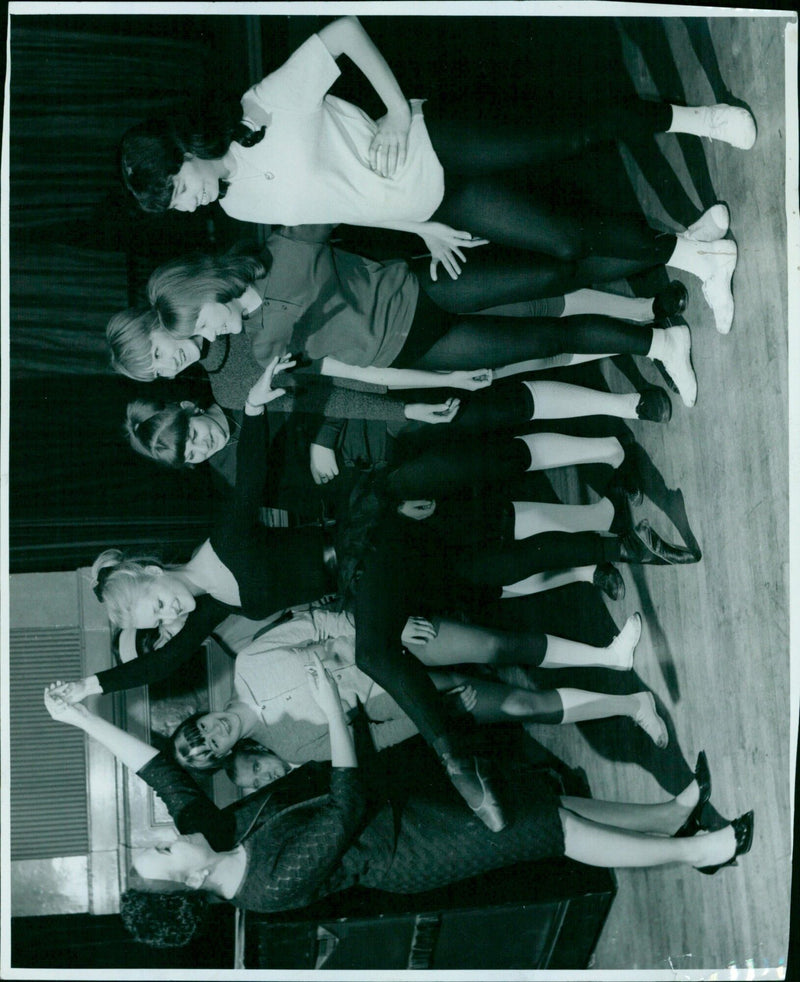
[318,17,410,177]
[44,685,158,773]
[319,357,492,392]
[306,652,357,768]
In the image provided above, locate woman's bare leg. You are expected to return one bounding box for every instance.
[408,610,639,671]
[562,289,656,322]
[560,780,702,836]
[518,432,625,470]
[428,674,666,747]
[560,809,736,869]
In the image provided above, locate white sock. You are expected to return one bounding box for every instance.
[667,104,712,137]
[500,565,594,599]
[562,289,655,323]
[517,432,625,471]
[647,328,668,362]
[524,380,639,421]
[512,499,615,538]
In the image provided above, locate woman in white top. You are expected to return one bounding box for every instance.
[121,16,754,333]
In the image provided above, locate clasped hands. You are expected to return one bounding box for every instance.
[43,681,91,724]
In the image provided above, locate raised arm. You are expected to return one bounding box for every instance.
[44,686,158,772]
[44,687,239,850]
[220,356,294,541]
[55,595,234,703]
[306,651,357,768]
[319,357,493,392]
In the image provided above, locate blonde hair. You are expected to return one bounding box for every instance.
[106,307,161,382]
[147,252,268,338]
[91,548,168,628]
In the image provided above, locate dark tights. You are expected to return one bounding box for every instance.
[452,530,614,589]
[355,524,620,746]
[424,101,677,263]
[410,313,652,371]
[412,245,673,314]
[387,429,531,501]
[425,99,673,174]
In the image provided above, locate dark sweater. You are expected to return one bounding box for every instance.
[96,411,328,695]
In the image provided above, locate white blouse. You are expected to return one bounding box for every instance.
[220,34,445,227]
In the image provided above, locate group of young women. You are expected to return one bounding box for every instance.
[44,16,753,948]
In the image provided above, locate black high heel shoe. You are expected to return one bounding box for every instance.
[674,751,711,837]
[619,520,702,566]
[695,810,754,875]
[653,280,689,321]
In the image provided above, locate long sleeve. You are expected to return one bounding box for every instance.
[248,767,367,910]
[218,410,271,546]
[312,416,346,452]
[96,595,234,694]
[137,750,237,851]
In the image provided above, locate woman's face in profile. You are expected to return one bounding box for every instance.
[170,157,221,213]
[194,286,263,342]
[134,832,213,884]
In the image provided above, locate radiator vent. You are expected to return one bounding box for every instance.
[10,628,89,859]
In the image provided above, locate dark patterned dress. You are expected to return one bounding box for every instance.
[138,741,565,914]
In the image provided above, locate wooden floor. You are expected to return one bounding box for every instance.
[524,16,793,973]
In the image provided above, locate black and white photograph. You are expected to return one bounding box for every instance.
[1,2,797,976]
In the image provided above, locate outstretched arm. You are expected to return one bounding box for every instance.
[319,357,492,392]
[44,685,238,850]
[306,651,357,767]
[44,685,158,772]
[56,595,234,701]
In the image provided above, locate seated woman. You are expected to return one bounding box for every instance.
[123,236,696,405]
[57,476,695,830]
[164,598,667,781]
[108,237,698,408]
[44,676,754,929]
[121,16,752,332]
[123,377,672,494]
[87,357,336,646]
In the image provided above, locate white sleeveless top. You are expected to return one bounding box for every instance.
[220,34,445,227]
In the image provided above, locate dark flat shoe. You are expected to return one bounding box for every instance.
[607,451,644,507]
[636,387,672,423]
[620,520,702,566]
[653,280,689,321]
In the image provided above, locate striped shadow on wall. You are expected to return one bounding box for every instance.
[10,628,88,860]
